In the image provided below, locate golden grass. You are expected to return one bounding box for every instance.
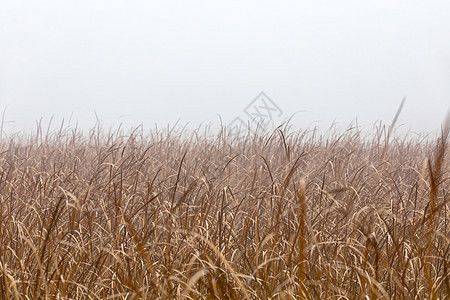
[0,121,448,299]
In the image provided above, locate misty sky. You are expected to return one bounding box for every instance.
[1,1,449,136]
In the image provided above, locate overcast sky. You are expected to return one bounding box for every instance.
[1,1,449,136]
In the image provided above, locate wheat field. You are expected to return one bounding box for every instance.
[0,121,448,299]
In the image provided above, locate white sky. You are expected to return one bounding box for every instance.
[1,1,449,135]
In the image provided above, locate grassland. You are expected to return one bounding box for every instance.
[0,121,448,299]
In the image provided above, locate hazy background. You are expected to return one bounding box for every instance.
[1,1,449,136]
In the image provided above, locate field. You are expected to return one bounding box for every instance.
[0,122,448,299]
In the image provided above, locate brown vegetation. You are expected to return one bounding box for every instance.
[0,122,448,299]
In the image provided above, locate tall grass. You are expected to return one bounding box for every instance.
[0,121,448,299]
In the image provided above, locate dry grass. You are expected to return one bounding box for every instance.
[0,121,448,299]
